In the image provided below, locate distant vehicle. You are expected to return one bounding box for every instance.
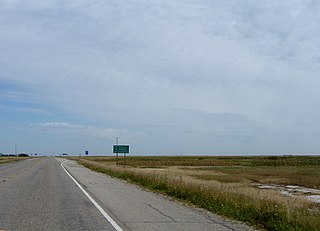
[61,153,69,156]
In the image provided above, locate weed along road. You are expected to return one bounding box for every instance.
[0,157,255,231]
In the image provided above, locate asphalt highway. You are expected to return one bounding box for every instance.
[0,158,114,230]
[0,157,256,231]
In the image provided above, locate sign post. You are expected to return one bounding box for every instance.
[115,137,119,165]
[113,145,129,167]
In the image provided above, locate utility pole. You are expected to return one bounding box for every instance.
[15,143,17,157]
[115,137,119,165]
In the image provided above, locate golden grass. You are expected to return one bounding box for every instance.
[72,156,320,231]
[0,156,28,165]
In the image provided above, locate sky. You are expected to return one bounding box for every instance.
[1,0,320,156]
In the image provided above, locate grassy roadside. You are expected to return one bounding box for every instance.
[74,156,320,231]
[0,157,29,165]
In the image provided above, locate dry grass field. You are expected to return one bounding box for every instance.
[0,156,28,165]
[73,155,320,231]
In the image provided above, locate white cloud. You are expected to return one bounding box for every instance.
[30,122,145,141]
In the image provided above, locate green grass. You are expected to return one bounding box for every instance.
[74,156,320,231]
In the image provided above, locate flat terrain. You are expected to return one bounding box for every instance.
[0,157,255,231]
[0,156,28,165]
[76,155,320,231]
[91,155,320,189]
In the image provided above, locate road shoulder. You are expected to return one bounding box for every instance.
[57,158,257,231]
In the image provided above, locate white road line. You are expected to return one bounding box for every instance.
[61,160,124,231]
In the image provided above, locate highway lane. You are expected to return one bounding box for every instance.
[0,157,115,231]
[0,158,38,183]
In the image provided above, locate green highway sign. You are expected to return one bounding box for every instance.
[113,145,129,154]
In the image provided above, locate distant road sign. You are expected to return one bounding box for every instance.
[113,145,129,154]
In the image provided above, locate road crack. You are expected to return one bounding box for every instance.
[146,203,176,222]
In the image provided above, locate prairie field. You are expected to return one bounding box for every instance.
[0,156,28,165]
[73,155,320,231]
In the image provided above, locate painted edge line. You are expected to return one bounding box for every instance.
[60,160,124,231]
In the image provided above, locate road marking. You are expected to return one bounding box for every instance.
[61,160,124,231]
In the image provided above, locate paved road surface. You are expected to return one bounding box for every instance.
[0,157,256,231]
[0,158,115,230]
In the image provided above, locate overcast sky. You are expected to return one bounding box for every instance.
[1,0,320,155]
